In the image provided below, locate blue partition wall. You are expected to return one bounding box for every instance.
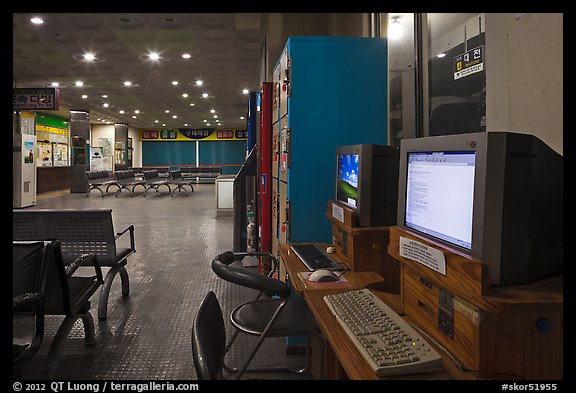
[142,140,245,174]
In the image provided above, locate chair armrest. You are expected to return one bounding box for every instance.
[116,225,136,252]
[13,292,44,309]
[66,253,103,283]
[228,251,279,277]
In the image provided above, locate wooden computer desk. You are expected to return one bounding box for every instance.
[279,242,466,380]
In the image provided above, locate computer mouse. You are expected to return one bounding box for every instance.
[309,269,339,282]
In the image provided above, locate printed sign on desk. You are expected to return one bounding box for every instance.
[399,236,446,275]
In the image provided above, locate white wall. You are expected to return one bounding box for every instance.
[485,13,563,154]
[128,126,141,167]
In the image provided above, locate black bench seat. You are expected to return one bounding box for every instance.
[115,170,147,197]
[168,170,195,197]
[142,170,172,196]
[85,170,120,197]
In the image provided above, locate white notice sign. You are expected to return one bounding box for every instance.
[332,203,344,223]
[399,236,446,275]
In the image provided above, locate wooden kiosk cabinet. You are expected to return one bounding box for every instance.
[326,200,401,295]
[387,226,563,380]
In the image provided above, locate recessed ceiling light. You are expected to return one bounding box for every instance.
[210,109,216,113]
[84,53,96,61]
[184,123,188,126]
[206,123,211,126]
[119,110,125,114]
[172,115,177,119]
[202,93,208,98]
[165,110,170,113]
[155,120,159,123]
[30,17,44,25]
[171,81,179,86]
[134,110,140,114]
[190,103,195,107]
[123,81,132,86]
[162,123,166,127]
[103,103,109,108]
[182,53,191,59]
[81,95,88,99]
[101,95,108,98]
[436,53,446,58]
[75,81,84,87]
[242,89,249,94]
[203,120,207,123]
[182,93,188,98]
[240,116,245,120]
[195,80,203,86]
[148,52,160,61]
[213,115,218,119]
[132,116,137,119]
[50,82,59,87]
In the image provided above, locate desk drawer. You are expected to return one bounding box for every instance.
[402,266,477,369]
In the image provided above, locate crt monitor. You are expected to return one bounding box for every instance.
[397,131,563,286]
[335,144,399,227]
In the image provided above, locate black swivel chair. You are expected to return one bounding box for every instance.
[211,251,324,379]
[13,240,103,377]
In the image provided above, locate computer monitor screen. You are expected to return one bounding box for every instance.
[336,153,359,208]
[405,151,475,250]
[397,132,563,285]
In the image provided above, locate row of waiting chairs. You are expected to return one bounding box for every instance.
[86,169,195,197]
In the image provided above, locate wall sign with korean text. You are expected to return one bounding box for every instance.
[454,45,484,80]
[13,88,60,110]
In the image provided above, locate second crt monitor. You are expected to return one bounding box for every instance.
[397,131,563,286]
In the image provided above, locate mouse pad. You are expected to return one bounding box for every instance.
[298,271,349,288]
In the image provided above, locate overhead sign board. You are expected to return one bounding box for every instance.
[454,45,484,80]
[13,88,60,110]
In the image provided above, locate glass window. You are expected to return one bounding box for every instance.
[426,13,486,136]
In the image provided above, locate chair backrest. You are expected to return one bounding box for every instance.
[143,170,159,180]
[211,251,291,298]
[169,170,182,180]
[192,291,226,380]
[42,240,74,315]
[13,209,118,265]
[13,241,48,313]
[13,241,49,371]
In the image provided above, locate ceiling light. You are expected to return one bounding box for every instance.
[184,123,188,126]
[155,120,159,123]
[182,93,188,98]
[213,115,218,119]
[182,53,191,59]
[388,16,403,40]
[172,81,179,86]
[210,109,216,113]
[201,93,208,98]
[148,52,160,61]
[30,17,44,25]
[203,120,207,123]
[190,103,195,106]
[75,81,84,87]
[195,80,203,86]
[123,81,132,86]
[134,110,140,114]
[132,116,137,119]
[119,110,125,114]
[437,53,446,58]
[165,110,170,113]
[240,116,245,120]
[103,103,109,108]
[242,89,249,94]
[81,95,88,99]
[206,123,211,126]
[83,53,96,61]
[162,124,166,127]
[172,115,177,119]
[50,82,59,87]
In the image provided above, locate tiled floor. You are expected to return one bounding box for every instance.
[16,185,310,380]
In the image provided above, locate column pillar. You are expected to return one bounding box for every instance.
[114,123,128,170]
[69,110,90,193]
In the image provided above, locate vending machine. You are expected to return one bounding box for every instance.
[13,133,37,208]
